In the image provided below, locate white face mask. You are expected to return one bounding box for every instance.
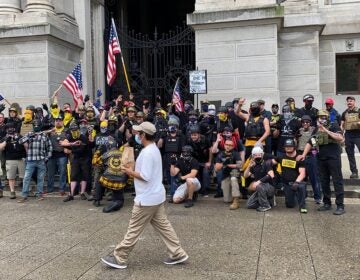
[135,134,142,145]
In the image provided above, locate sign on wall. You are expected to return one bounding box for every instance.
[189,70,207,94]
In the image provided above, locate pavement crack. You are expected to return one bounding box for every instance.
[254,212,265,280]
[300,213,318,280]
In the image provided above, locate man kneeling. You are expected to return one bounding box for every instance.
[170,145,201,208]
[244,146,275,212]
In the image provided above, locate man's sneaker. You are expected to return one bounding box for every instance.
[10,192,16,199]
[163,255,189,265]
[184,199,194,208]
[17,197,28,203]
[318,204,332,211]
[100,255,127,269]
[333,207,345,215]
[256,206,271,212]
[63,195,74,202]
[0,189,3,198]
[80,193,87,200]
[300,208,308,214]
[350,173,358,179]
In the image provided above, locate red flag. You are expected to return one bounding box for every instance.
[62,63,84,109]
[172,78,184,112]
[107,18,121,86]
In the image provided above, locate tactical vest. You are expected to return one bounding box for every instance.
[245,115,265,139]
[297,127,314,151]
[316,124,339,146]
[101,149,127,184]
[344,108,360,131]
[95,135,113,149]
[164,135,181,153]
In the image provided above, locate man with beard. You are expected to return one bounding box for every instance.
[171,145,200,208]
[215,139,243,210]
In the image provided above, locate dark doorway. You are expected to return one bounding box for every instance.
[104,0,196,107]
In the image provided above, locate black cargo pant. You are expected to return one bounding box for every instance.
[317,157,344,207]
[247,182,275,209]
[283,182,306,209]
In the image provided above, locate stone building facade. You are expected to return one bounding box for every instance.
[0,0,360,113]
[187,0,360,112]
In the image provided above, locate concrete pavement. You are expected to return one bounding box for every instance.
[0,193,359,280]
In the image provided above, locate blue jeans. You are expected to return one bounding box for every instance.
[22,160,46,197]
[47,156,67,192]
[305,154,321,201]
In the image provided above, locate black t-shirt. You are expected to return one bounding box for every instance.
[175,157,199,176]
[276,154,305,184]
[216,150,240,179]
[186,136,211,164]
[4,134,26,160]
[250,159,273,181]
[66,134,90,158]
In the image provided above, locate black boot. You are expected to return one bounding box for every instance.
[102,200,123,213]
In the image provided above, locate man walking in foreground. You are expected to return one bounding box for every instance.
[101,122,188,269]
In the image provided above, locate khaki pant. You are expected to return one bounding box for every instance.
[221,177,240,203]
[114,203,187,263]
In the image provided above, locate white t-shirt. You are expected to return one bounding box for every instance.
[134,142,166,206]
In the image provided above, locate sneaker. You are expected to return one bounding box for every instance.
[63,195,74,202]
[350,173,358,179]
[184,199,194,208]
[256,206,271,212]
[318,204,332,211]
[17,197,28,203]
[300,208,308,214]
[10,192,16,199]
[163,255,189,265]
[101,255,127,269]
[333,207,345,215]
[80,193,87,200]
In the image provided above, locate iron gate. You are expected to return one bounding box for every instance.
[106,22,196,106]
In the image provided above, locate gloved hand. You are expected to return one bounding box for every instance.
[170,154,178,165]
[0,104,5,113]
[42,103,49,111]
[291,182,300,191]
[84,95,90,103]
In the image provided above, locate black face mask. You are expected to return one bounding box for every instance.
[181,152,192,161]
[254,157,263,164]
[251,107,261,116]
[108,124,116,133]
[201,104,209,112]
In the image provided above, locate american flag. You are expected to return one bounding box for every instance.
[107,18,121,86]
[62,63,84,108]
[172,78,184,112]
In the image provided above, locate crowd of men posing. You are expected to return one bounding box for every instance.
[0,93,358,215]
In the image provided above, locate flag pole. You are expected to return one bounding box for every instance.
[111,18,132,95]
[3,98,12,107]
[52,84,63,99]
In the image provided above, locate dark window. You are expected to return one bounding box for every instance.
[336,54,360,95]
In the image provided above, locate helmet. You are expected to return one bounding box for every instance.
[301,115,312,122]
[182,145,193,154]
[26,105,35,111]
[303,94,314,102]
[86,106,95,112]
[69,123,79,131]
[285,97,295,103]
[318,109,329,118]
[9,107,17,113]
[218,106,227,114]
[251,146,264,155]
[35,107,43,113]
[108,115,118,123]
[225,102,233,108]
[189,125,200,134]
[284,138,296,147]
[250,101,260,109]
[208,104,216,116]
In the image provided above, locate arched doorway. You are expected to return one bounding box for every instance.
[104,0,196,107]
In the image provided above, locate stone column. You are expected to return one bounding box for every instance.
[0,0,22,14]
[24,0,55,14]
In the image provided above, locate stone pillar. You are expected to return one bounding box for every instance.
[0,0,21,14]
[24,0,55,14]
